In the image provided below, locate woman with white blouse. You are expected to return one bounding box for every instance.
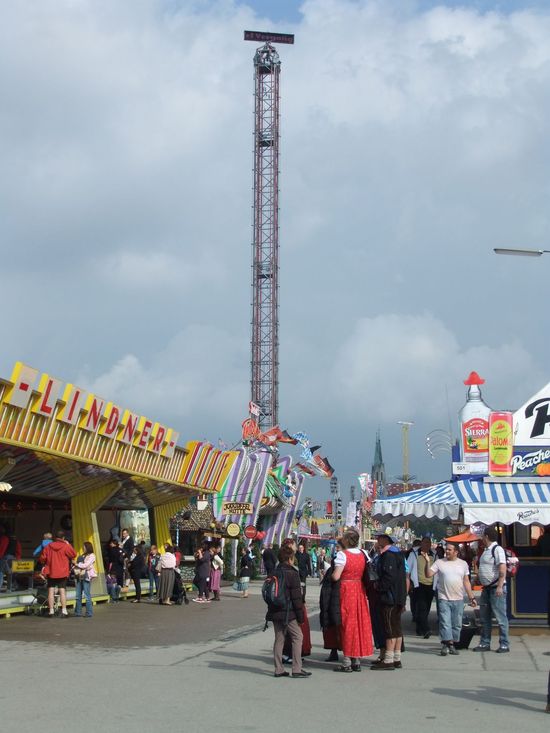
[157,543,177,605]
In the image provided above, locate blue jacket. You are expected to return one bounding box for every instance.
[33,538,52,557]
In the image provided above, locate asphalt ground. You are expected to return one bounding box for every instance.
[1,582,550,733]
[0,588,267,647]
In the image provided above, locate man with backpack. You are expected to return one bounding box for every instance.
[264,544,312,678]
[473,526,510,653]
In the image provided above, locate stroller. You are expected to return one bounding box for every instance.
[26,583,56,616]
[171,569,189,606]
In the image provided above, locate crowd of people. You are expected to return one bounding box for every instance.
[0,522,517,662]
[264,525,512,678]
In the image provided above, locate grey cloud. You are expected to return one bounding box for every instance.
[2,0,550,497]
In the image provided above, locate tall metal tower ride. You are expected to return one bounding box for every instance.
[245,30,294,430]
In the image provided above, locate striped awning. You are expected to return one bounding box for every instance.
[373,479,550,526]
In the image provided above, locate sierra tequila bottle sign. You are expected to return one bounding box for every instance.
[459,371,491,474]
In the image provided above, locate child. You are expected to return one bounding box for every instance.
[106,570,121,603]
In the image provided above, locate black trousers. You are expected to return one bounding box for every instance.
[414,584,434,636]
[409,589,417,621]
[197,577,209,598]
[131,574,141,601]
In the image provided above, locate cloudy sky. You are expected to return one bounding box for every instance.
[3,0,550,501]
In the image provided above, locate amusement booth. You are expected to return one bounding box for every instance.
[0,361,236,616]
[374,372,550,626]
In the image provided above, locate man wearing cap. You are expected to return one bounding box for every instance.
[422,542,477,655]
[371,533,407,670]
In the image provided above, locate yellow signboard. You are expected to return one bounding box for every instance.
[11,560,34,573]
[222,501,253,515]
[0,361,188,485]
[226,523,241,538]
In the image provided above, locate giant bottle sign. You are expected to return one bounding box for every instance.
[459,372,491,473]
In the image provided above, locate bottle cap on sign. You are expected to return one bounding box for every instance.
[464,371,485,386]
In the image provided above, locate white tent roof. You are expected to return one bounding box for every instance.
[373,479,550,526]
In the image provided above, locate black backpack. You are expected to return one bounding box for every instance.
[262,565,288,609]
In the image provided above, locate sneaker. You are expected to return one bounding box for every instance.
[440,645,449,656]
[496,646,510,654]
[472,645,490,652]
[192,598,203,603]
[448,645,460,655]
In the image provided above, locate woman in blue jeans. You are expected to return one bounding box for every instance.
[73,542,97,617]
[423,543,477,655]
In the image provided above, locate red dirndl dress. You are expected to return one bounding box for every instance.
[283,605,312,657]
[339,550,374,658]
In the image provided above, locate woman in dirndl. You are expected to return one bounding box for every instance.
[331,528,374,672]
[157,544,176,605]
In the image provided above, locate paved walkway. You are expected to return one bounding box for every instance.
[1,582,549,732]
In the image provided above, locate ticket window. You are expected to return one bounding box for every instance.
[513,523,544,554]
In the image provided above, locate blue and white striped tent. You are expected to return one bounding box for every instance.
[372,479,550,526]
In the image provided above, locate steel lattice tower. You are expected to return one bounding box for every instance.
[250,42,281,430]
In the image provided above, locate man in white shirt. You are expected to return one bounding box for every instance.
[423,543,476,656]
[473,526,509,653]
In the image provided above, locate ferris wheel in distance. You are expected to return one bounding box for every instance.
[426,429,453,459]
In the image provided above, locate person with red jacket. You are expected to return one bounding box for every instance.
[40,530,76,617]
[0,525,9,591]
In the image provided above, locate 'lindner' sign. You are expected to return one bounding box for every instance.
[222,502,254,515]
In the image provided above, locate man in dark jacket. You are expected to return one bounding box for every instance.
[262,544,277,576]
[266,544,311,678]
[371,533,407,671]
[120,528,134,559]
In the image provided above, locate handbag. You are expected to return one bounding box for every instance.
[73,566,87,580]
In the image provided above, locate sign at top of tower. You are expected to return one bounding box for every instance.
[244,30,295,45]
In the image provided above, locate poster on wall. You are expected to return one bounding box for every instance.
[120,510,151,545]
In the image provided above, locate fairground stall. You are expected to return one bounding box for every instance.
[0,361,236,615]
[373,373,550,626]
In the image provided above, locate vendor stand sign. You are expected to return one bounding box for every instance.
[226,523,241,538]
[222,502,253,515]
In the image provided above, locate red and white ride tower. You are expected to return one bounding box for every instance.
[244,30,294,431]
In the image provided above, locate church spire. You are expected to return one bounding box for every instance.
[372,429,387,498]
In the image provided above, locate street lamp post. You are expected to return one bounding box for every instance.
[494,248,550,257]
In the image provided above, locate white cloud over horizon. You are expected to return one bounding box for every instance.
[3,0,550,495]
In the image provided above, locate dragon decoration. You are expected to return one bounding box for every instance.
[241,421,334,480]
